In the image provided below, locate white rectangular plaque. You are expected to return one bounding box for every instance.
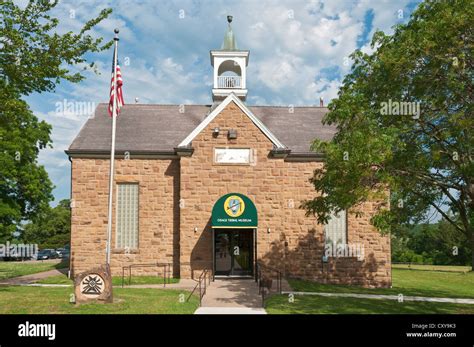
[214,148,251,164]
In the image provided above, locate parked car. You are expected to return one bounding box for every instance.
[36,249,60,260]
[55,248,70,259]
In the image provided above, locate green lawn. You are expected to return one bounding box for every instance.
[0,286,198,314]
[392,263,471,272]
[287,268,474,299]
[0,260,68,280]
[265,266,474,314]
[265,295,474,314]
[4,262,474,314]
[36,274,180,286]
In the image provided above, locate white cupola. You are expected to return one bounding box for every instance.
[210,15,249,102]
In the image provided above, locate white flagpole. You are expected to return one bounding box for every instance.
[106,29,120,266]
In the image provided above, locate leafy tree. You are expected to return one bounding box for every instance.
[0,1,112,242]
[23,199,71,249]
[391,220,471,265]
[430,218,471,265]
[302,1,474,266]
[408,219,470,265]
[0,88,52,243]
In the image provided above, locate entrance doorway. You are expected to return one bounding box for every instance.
[214,229,254,277]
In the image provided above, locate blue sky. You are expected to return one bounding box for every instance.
[22,0,421,205]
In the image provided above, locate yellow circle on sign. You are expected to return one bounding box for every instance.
[224,195,245,217]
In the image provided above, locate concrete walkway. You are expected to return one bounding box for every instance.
[4,270,472,307]
[201,279,262,308]
[3,273,269,314]
[0,272,200,291]
[0,268,68,286]
[196,278,267,314]
[195,307,267,314]
[283,291,474,304]
[124,279,199,290]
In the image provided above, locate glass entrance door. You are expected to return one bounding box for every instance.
[214,229,253,276]
[215,231,232,275]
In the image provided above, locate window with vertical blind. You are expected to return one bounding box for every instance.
[116,183,139,249]
[324,210,347,247]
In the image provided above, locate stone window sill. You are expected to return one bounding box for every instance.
[323,256,364,262]
[112,248,139,254]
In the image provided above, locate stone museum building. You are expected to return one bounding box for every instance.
[67,18,391,287]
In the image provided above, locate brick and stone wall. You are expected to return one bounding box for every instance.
[179,101,391,287]
[70,100,391,287]
[70,158,180,277]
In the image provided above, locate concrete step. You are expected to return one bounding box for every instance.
[195,307,267,314]
[201,278,262,308]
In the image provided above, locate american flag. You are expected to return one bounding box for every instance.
[108,51,124,117]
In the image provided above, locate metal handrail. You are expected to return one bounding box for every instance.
[187,269,212,306]
[255,262,283,306]
[257,262,283,293]
[121,262,172,288]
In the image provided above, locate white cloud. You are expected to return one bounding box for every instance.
[304,78,342,102]
[23,0,419,202]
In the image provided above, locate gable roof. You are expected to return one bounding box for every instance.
[250,105,335,153]
[66,99,336,157]
[177,93,285,149]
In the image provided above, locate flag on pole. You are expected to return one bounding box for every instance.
[105,29,121,267]
[108,51,124,116]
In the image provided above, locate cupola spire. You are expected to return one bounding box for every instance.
[210,16,250,102]
[222,15,237,50]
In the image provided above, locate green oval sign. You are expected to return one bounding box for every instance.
[211,193,258,228]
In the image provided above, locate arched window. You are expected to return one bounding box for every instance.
[218,59,241,76]
[217,60,242,88]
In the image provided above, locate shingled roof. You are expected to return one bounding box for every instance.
[67,102,336,156]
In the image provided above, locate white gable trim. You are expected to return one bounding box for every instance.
[177,93,286,149]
